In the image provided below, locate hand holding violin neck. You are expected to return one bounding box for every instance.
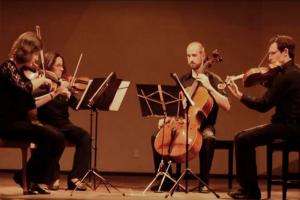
[217,74,244,90]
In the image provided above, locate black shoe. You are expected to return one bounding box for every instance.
[67,179,87,191]
[48,179,60,191]
[228,188,261,199]
[13,171,50,195]
[30,183,51,194]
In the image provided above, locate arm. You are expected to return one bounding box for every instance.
[35,91,58,108]
[207,86,231,111]
[31,76,52,92]
[0,62,33,93]
[196,73,231,111]
[227,76,285,112]
[35,86,71,108]
[0,62,51,93]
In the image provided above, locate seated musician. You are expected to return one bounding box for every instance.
[227,35,300,199]
[0,32,65,194]
[151,41,230,192]
[34,51,91,191]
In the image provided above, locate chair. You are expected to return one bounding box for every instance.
[267,139,300,200]
[0,139,31,194]
[214,139,234,189]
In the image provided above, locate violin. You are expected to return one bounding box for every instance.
[22,65,40,80]
[60,76,90,93]
[219,48,283,89]
[59,53,90,93]
[23,67,61,92]
[218,63,281,90]
[154,50,223,163]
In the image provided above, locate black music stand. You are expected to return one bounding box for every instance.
[71,72,129,196]
[136,84,186,193]
[165,73,219,198]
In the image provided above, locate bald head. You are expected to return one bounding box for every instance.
[186,41,205,53]
[186,41,205,71]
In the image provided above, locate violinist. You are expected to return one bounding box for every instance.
[151,41,230,192]
[227,35,300,200]
[34,51,91,191]
[0,32,65,194]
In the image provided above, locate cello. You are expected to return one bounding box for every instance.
[154,50,223,163]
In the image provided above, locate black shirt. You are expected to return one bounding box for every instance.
[37,92,78,127]
[241,60,300,125]
[180,70,226,131]
[0,60,35,128]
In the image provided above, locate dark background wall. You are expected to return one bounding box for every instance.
[0,0,299,174]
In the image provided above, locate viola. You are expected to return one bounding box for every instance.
[154,49,223,163]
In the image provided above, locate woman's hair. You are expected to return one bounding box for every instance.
[43,51,69,79]
[9,31,42,65]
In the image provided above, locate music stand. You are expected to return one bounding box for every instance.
[136,84,186,193]
[71,72,129,196]
[165,73,219,198]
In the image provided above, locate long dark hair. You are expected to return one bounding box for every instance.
[9,31,42,65]
[43,51,69,79]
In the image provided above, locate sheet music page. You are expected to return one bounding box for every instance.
[109,81,130,111]
[75,79,93,110]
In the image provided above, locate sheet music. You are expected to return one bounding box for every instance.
[109,81,130,111]
[75,79,93,110]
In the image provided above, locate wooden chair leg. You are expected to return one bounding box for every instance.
[282,149,288,200]
[267,145,273,199]
[298,151,300,173]
[228,146,233,189]
[21,148,28,195]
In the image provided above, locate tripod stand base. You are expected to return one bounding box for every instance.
[165,168,220,198]
[70,169,125,196]
[143,161,185,194]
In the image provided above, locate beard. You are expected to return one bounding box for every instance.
[189,62,201,70]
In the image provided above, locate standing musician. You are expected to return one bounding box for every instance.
[227,35,300,199]
[151,41,230,192]
[34,51,91,191]
[0,32,65,194]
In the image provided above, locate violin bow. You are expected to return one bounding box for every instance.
[70,53,83,86]
[257,48,269,68]
[35,25,45,75]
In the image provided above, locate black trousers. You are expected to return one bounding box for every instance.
[151,128,216,184]
[234,123,300,194]
[0,121,65,184]
[50,122,91,181]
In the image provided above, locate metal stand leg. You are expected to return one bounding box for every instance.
[165,168,220,198]
[71,110,125,196]
[143,160,185,194]
[71,169,125,196]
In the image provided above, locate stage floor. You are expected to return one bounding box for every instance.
[0,173,299,200]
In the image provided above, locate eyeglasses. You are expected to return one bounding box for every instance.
[269,50,279,56]
[53,64,64,68]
